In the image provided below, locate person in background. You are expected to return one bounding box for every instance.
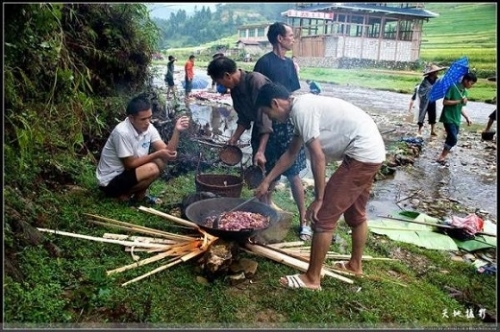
[407,83,419,113]
[483,96,496,133]
[417,64,447,137]
[210,52,224,92]
[436,72,478,165]
[306,79,322,95]
[165,55,177,100]
[96,95,190,205]
[184,54,195,101]
[254,83,385,290]
[254,21,310,241]
[292,56,300,79]
[207,56,274,184]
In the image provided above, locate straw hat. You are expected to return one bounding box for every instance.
[423,64,447,76]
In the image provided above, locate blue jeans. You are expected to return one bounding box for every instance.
[443,122,459,151]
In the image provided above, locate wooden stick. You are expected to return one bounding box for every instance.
[268,241,305,249]
[121,248,206,287]
[87,219,193,242]
[107,240,201,275]
[37,228,170,249]
[107,251,180,275]
[84,213,195,241]
[279,248,397,261]
[103,233,179,244]
[245,243,353,284]
[124,247,167,253]
[138,206,200,230]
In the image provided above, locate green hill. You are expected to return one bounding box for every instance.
[420,3,496,70]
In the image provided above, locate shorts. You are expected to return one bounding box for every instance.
[313,155,382,232]
[443,122,460,151]
[185,78,193,93]
[166,77,174,87]
[99,169,138,197]
[265,119,306,180]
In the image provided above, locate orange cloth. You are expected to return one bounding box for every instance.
[185,60,194,80]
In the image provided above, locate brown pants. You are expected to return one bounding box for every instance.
[314,156,382,232]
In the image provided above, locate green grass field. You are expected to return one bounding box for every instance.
[420,3,497,70]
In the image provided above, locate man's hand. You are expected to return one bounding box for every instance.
[461,97,468,105]
[254,180,270,199]
[465,116,472,126]
[158,149,178,161]
[175,116,190,132]
[253,151,266,169]
[306,199,324,224]
[227,137,238,146]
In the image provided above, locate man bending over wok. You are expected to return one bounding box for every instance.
[254,83,386,290]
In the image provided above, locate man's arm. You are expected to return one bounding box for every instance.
[262,135,302,182]
[306,137,326,201]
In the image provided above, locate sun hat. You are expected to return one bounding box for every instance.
[423,64,448,76]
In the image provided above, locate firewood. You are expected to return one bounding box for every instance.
[103,233,178,244]
[244,243,354,284]
[37,228,170,249]
[121,248,206,287]
[268,241,305,249]
[107,241,202,275]
[138,206,200,230]
[85,213,195,241]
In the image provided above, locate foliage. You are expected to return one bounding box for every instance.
[4,4,158,189]
[151,3,296,49]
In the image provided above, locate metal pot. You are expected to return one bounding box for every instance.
[184,197,279,242]
[219,145,243,166]
[482,131,496,141]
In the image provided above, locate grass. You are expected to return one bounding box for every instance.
[3,158,496,327]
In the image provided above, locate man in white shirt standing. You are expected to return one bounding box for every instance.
[254,83,386,290]
[96,95,190,205]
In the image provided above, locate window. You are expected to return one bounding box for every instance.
[249,29,255,37]
[257,28,265,37]
[239,30,246,38]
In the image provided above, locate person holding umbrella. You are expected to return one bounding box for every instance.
[435,72,477,166]
[416,64,447,137]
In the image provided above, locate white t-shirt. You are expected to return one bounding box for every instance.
[290,94,386,163]
[96,117,162,186]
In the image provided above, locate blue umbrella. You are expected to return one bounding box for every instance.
[428,56,469,102]
[183,76,209,90]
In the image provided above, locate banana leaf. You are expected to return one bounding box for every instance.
[369,212,458,251]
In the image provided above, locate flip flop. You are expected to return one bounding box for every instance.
[332,260,363,276]
[280,274,322,291]
[299,225,313,241]
[143,195,162,205]
[129,195,162,206]
[477,264,496,275]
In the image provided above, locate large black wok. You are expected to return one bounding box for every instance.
[184,197,279,242]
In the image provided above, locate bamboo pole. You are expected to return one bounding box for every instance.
[88,219,192,242]
[245,243,353,284]
[84,213,195,241]
[138,206,201,230]
[107,240,201,275]
[268,241,306,249]
[121,248,206,287]
[107,251,181,275]
[37,228,170,249]
[103,233,179,244]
